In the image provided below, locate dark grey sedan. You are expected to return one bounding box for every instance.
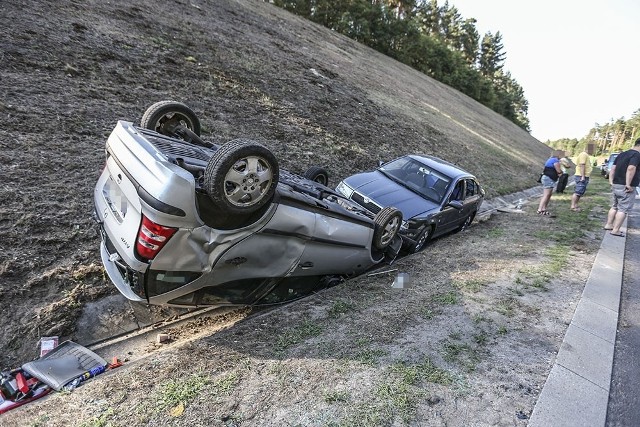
[335,155,484,253]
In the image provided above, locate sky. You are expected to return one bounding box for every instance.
[448,0,640,142]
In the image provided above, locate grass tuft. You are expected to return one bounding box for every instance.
[328,299,355,318]
[274,319,324,354]
[324,390,349,403]
[159,373,210,410]
[432,291,459,305]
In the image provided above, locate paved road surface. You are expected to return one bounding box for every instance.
[607,202,640,426]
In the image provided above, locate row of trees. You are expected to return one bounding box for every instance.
[546,109,640,158]
[268,0,530,131]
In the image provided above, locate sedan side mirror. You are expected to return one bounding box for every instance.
[448,200,463,210]
[377,160,384,167]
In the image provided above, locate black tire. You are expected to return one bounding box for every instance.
[373,206,402,250]
[409,225,433,253]
[303,166,330,186]
[140,100,201,137]
[204,139,279,215]
[456,211,476,232]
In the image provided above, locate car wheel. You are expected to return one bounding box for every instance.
[204,139,279,215]
[303,166,330,186]
[456,211,476,232]
[140,100,202,137]
[409,226,433,253]
[373,206,402,250]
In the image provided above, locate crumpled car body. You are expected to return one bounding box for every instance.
[94,109,402,308]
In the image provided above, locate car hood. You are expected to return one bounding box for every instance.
[344,171,438,219]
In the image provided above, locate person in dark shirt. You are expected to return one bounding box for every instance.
[604,138,640,236]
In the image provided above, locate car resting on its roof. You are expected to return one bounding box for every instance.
[93,101,402,307]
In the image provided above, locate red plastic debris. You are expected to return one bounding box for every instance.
[108,356,123,369]
[15,372,29,394]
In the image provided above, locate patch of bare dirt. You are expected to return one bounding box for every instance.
[1,0,546,364]
[0,0,606,425]
[2,195,608,426]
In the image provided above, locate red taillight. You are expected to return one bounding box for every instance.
[135,215,178,261]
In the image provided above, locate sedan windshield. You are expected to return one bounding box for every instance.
[379,157,452,203]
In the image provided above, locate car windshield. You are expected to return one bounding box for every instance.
[379,157,452,203]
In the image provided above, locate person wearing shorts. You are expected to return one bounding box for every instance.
[537,153,563,215]
[570,145,594,212]
[605,138,640,236]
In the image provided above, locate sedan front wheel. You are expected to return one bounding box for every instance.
[456,212,476,232]
[409,226,433,253]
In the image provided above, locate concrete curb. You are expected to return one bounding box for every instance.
[528,218,628,426]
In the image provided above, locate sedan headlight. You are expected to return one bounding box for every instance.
[335,181,354,198]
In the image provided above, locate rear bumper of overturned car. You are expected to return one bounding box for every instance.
[99,240,147,303]
[92,202,146,302]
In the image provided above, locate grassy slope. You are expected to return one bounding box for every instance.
[0,0,550,367]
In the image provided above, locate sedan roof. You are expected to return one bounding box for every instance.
[405,154,474,180]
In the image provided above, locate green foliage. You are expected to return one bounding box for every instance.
[274,319,324,354]
[355,347,387,365]
[473,331,488,346]
[547,108,639,155]
[441,339,479,372]
[328,299,355,318]
[420,307,440,319]
[159,373,210,410]
[364,358,453,426]
[495,297,517,316]
[324,389,350,403]
[268,0,530,131]
[353,337,387,365]
[431,291,459,305]
[454,278,487,293]
[478,31,505,78]
[211,372,240,396]
[78,409,114,427]
[342,358,454,424]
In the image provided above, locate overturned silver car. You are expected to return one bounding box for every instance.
[94,101,402,307]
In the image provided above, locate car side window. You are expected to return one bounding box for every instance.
[450,180,464,201]
[465,179,476,197]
